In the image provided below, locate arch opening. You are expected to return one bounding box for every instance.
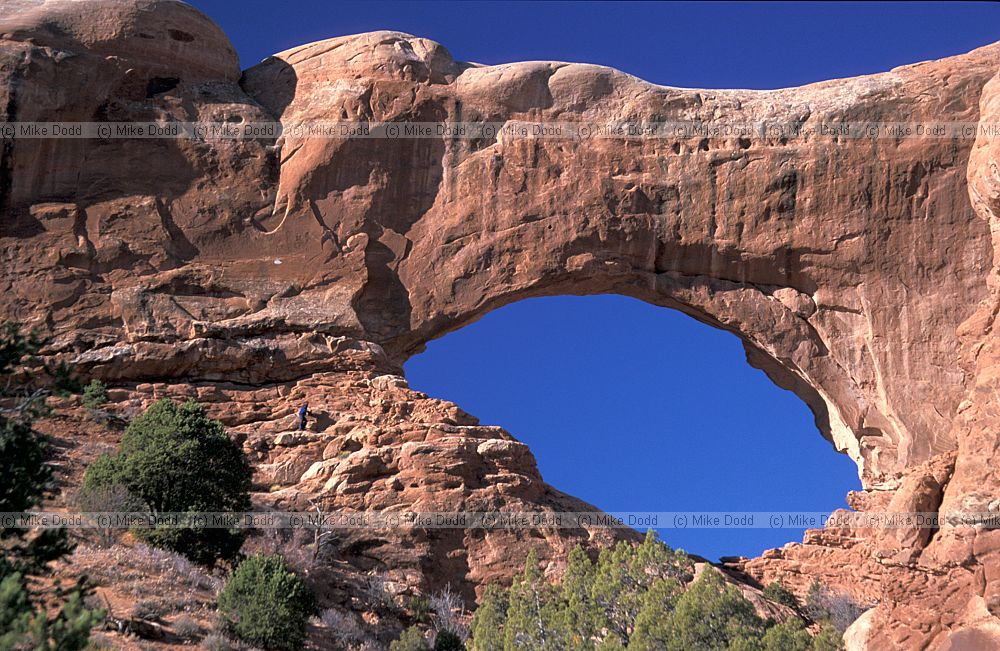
[404,294,861,561]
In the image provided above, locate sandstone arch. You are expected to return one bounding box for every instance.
[3,2,1000,646]
[237,32,1000,487]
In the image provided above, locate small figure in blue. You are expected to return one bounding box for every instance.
[297,404,309,431]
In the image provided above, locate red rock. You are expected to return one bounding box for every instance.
[4,1,1000,646]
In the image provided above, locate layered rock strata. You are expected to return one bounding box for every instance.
[3,1,1000,647]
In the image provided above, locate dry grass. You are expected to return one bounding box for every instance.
[74,542,223,596]
[171,614,201,640]
[70,542,222,649]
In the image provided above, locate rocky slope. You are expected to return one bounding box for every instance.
[3,1,1000,648]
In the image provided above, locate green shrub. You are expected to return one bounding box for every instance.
[391,626,429,651]
[82,399,252,564]
[434,629,466,650]
[216,554,316,651]
[0,323,103,649]
[666,570,765,650]
[409,595,432,623]
[81,380,108,409]
[763,580,799,609]
[811,623,845,651]
[467,531,839,650]
[761,617,812,651]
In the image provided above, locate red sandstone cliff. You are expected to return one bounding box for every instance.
[3,1,1000,647]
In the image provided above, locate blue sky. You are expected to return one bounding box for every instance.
[187,1,1000,560]
[191,1,1000,89]
[406,297,860,560]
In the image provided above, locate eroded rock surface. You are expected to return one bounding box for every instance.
[103,367,628,605]
[3,1,1000,647]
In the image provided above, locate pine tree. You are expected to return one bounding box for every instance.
[630,577,684,651]
[761,617,812,651]
[591,542,641,644]
[559,545,598,648]
[466,532,838,650]
[810,623,845,651]
[503,550,568,650]
[665,569,764,650]
[0,322,102,649]
[470,584,508,651]
[591,531,691,646]
[391,626,430,651]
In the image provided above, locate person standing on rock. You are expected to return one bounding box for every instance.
[298,404,309,431]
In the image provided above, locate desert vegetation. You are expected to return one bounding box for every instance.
[0,323,103,649]
[0,321,316,649]
[74,399,329,650]
[216,553,317,650]
[465,532,847,651]
[80,380,108,410]
[0,320,863,651]
[81,398,252,565]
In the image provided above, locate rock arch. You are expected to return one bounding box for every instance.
[238,32,1000,487]
[4,2,1000,646]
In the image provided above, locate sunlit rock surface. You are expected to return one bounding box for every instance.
[3,1,1000,647]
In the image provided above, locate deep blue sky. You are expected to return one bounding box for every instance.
[189,1,1000,89]
[186,1,1000,560]
[406,297,860,560]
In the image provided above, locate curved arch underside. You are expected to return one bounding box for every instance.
[4,3,1000,647]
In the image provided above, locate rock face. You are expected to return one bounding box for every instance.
[3,1,1000,647]
[105,369,630,606]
